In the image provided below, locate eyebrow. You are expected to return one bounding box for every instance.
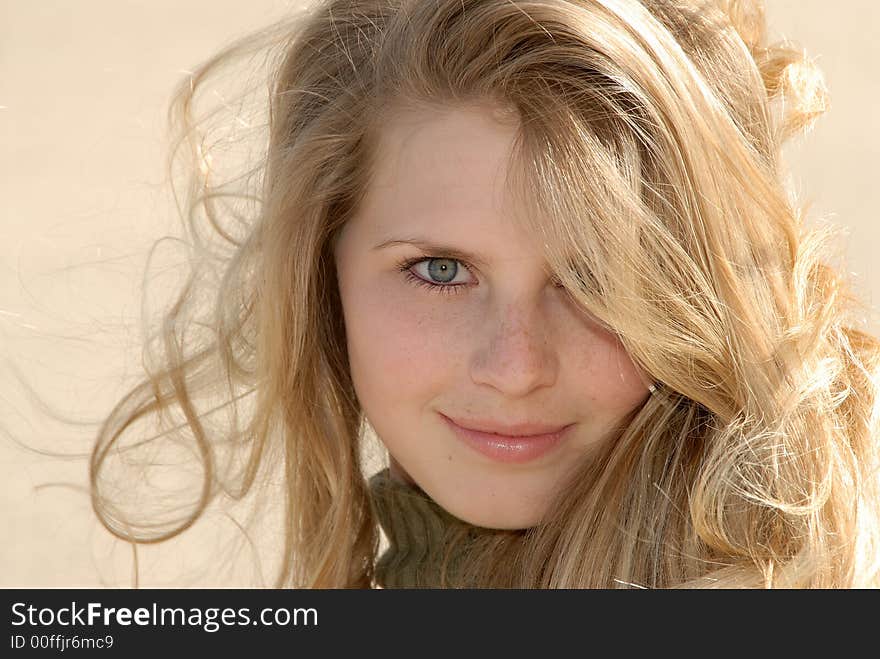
[372,237,490,268]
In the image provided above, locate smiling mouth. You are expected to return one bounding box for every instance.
[440,413,571,437]
[439,413,573,464]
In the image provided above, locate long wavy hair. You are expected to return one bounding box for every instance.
[90,0,880,588]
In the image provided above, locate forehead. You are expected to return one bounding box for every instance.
[358,102,530,241]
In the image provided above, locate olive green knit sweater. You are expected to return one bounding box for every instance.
[368,467,506,588]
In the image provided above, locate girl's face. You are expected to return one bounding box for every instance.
[334,103,652,529]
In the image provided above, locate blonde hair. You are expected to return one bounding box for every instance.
[91,0,880,588]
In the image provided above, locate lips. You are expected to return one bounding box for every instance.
[439,413,573,464]
[444,416,571,437]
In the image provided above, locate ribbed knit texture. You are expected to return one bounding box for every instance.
[368,468,502,588]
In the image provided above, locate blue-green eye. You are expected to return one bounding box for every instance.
[421,258,465,284]
[396,257,474,295]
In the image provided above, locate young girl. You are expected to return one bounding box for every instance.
[90,0,880,588]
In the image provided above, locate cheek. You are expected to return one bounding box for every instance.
[567,327,648,414]
[342,281,464,405]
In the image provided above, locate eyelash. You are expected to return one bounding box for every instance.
[395,256,474,296]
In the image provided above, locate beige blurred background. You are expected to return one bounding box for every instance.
[2,1,878,587]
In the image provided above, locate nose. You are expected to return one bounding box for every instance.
[469,297,559,397]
